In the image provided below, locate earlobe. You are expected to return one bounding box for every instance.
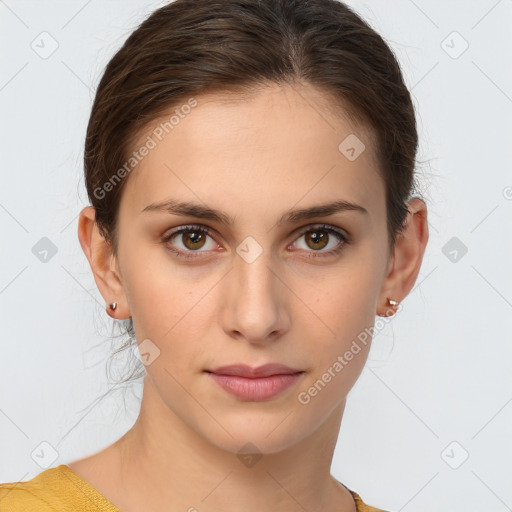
[77,206,130,319]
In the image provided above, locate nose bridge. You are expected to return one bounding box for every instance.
[234,235,276,303]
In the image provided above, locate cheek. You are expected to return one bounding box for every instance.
[303,258,381,334]
[295,261,381,384]
[295,292,375,416]
[120,242,220,360]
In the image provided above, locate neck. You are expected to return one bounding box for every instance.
[108,376,356,512]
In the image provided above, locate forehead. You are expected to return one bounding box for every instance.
[120,83,384,221]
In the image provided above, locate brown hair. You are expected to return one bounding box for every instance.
[82,0,424,396]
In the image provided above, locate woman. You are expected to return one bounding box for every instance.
[0,0,428,510]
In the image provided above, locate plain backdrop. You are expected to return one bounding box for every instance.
[1,1,511,511]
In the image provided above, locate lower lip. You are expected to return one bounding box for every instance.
[206,372,304,401]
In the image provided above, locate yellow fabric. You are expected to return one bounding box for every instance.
[0,464,389,512]
[0,465,118,512]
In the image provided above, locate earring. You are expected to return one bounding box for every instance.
[109,302,118,311]
[387,298,399,307]
[378,297,399,317]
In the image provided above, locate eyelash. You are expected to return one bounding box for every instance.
[161,223,350,260]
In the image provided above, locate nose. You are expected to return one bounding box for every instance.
[221,249,290,345]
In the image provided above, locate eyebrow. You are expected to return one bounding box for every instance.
[141,198,368,225]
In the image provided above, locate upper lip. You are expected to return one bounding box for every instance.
[206,363,303,378]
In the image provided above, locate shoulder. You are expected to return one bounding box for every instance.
[346,487,392,512]
[0,464,119,512]
[336,478,391,512]
[0,466,69,512]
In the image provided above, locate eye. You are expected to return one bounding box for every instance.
[290,224,349,258]
[161,225,219,259]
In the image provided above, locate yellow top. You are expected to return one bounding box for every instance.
[0,464,390,512]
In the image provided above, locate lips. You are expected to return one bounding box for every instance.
[205,363,305,400]
[206,363,303,378]
[205,364,305,401]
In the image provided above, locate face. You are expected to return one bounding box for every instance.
[106,83,393,454]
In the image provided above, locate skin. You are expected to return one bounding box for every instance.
[73,82,429,512]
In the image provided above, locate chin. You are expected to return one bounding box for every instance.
[194,410,314,458]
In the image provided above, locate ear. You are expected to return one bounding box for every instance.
[77,206,130,319]
[378,197,429,315]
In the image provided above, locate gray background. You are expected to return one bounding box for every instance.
[1,1,511,511]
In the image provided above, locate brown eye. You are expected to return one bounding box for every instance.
[304,230,329,250]
[292,224,349,258]
[182,230,207,250]
[162,225,218,259]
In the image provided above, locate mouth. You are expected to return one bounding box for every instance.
[204,363,305,401]
[205,363,303,378]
